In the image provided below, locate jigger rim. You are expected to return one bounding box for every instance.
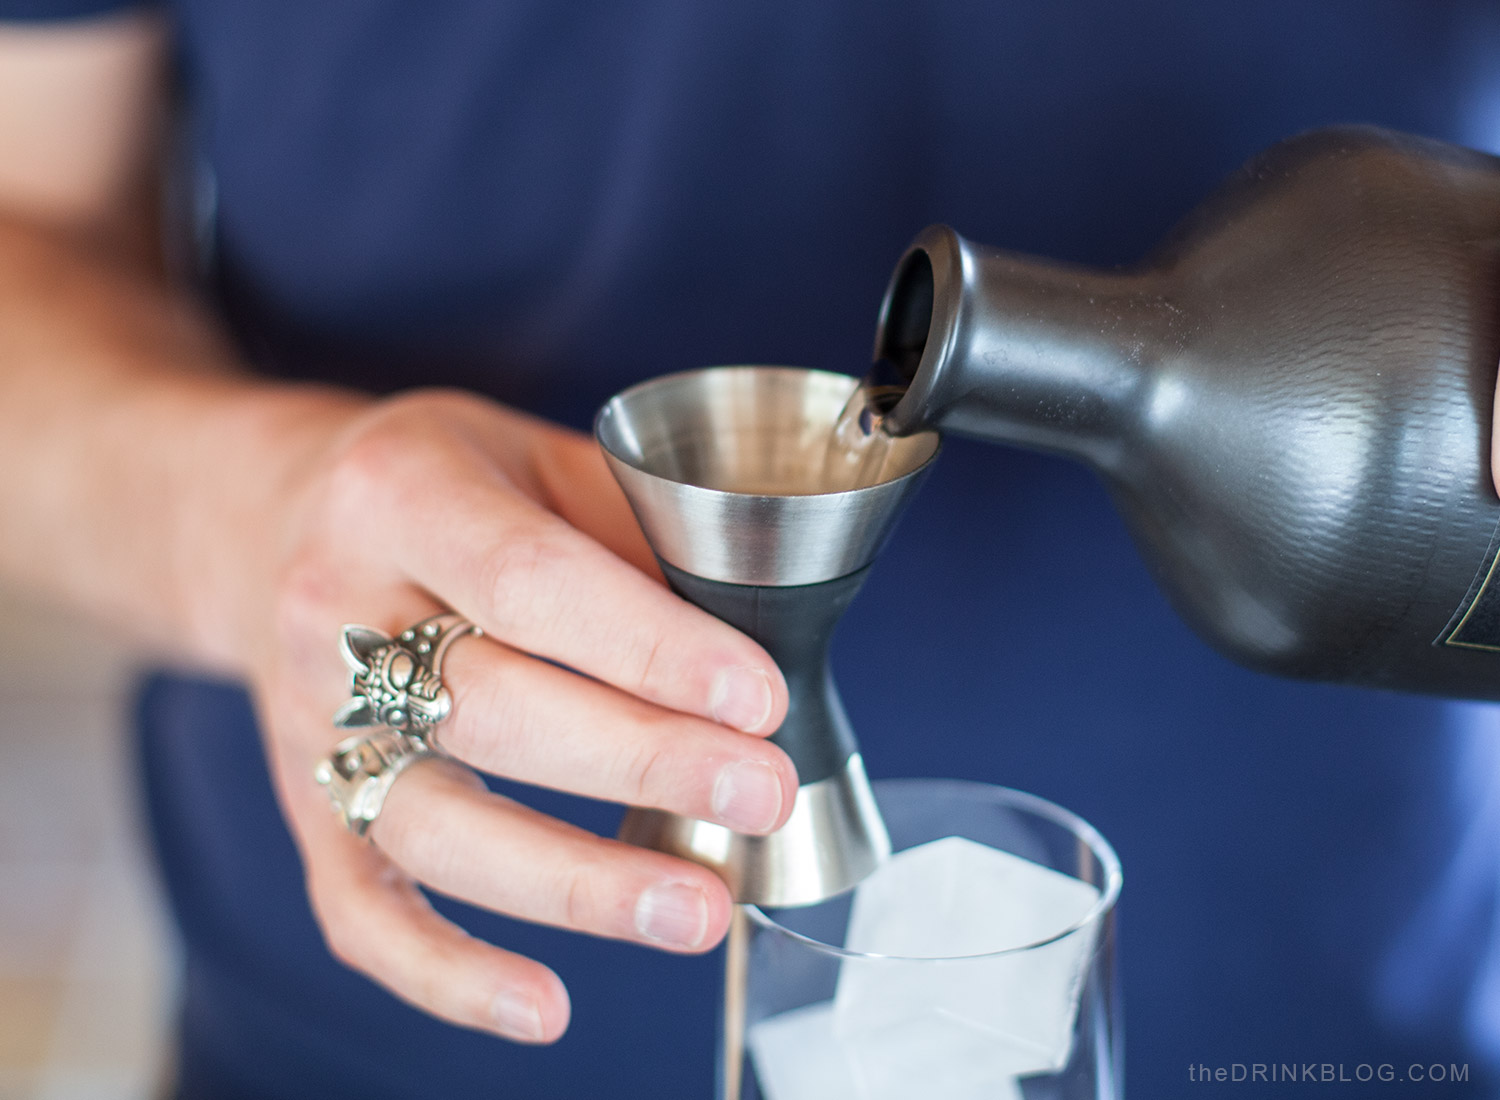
[743,778,1122,962]
[595,365,943,585]
[594,364,940,499]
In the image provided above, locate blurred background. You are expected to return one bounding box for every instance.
[0,586,175,1100]
[3,8,1500,1098]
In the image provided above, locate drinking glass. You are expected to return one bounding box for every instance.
[720,778,1122,1100]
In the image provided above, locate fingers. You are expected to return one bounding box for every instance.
[388,462,787,734]
[303,781,572,1043]
[527,425,660,577]
[437,635,797,834]
[370,760,735,953]
[269,673,582,1045]
[265,395,797,1047]
[1492,377,1500,494]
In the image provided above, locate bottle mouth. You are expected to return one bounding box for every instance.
[874,247,935,383]
[872,226,963,436]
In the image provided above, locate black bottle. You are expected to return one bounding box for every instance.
[874,126,1500,699]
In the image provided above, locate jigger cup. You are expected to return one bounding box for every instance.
[727,779,1123,1100]
[596,366,940,906]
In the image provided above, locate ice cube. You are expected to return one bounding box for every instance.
[747,1001,856,1100]
[747,1000,1027,1100]
[834,836,1102,1076]
[749,838,1104,1100]
[839,1012,1032,1100]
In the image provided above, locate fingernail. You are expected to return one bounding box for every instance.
[490,989,544,1041]
[635,881,709,948]
[712,760,784,833]
[710,666,773,732]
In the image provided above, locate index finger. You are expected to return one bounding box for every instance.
[379,440,788,734]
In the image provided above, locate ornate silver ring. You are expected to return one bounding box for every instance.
[313,727,440,838]
[333,613,481,736]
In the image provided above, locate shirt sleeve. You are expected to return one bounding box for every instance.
[0,0,151,20]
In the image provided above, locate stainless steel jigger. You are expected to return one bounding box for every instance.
[596,365,941,906]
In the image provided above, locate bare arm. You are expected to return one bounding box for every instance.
[0,10,353,666]
[0,13,795,1042]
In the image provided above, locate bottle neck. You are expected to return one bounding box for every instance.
[878,225,1167,471]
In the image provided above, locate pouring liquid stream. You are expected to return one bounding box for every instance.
[822,368,907,491]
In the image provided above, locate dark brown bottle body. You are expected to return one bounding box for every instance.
[876,127,1500,699]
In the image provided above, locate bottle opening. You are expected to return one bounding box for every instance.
[876,248,934,380]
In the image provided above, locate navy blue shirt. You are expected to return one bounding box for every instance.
[9,2,1500,1096]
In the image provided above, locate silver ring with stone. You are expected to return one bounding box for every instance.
[313,727,440,838]
[332,613,482,737]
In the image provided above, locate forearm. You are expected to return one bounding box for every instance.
[0,215,369,671]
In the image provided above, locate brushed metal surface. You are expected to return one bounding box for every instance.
[618,754,890,906]
[599,366,928,906]
[596,366,939,586]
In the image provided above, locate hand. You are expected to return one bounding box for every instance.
[252,388,796,1043]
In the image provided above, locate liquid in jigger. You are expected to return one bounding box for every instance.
[822,375,906,491]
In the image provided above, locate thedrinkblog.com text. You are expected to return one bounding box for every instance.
[1188,1063,1469,1085]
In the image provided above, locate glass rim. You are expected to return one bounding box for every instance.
[742,777,1122,962]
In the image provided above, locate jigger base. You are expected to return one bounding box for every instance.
[618,753,890,907]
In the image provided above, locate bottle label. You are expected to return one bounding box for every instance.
[1441,518,1500,650]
